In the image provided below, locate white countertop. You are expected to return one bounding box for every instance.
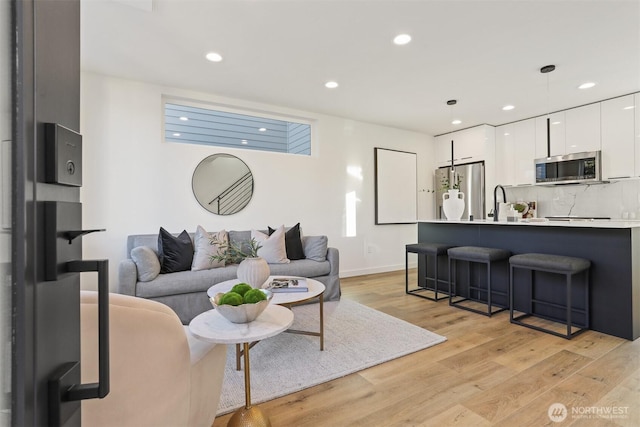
[419,219,640,229]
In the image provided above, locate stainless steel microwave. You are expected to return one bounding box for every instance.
[535,151,601,185]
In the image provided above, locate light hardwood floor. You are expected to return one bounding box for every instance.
[213,270,640,427]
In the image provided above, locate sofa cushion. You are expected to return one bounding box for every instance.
[268,259,331,278]
[131,246,161,282]
[136,265,240,298]
[269,223,305,261]
[158,228,194,274]
[302,235,328,262]
[252,226,289,264]
[191,226,227,271]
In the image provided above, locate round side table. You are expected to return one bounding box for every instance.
[189,304,294,427]
[209,276,325,370]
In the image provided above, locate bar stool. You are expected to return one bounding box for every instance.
[405,243,454,301]
[509,253,590,339]
[448,246,511,316]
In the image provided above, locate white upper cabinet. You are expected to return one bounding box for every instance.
[495,124,515,185]
[601,95,635,179]
[513,119,536,185]
[565,103,601,154]
[635,94,640,176]
[495,119,536,186]
[435,125,492,167]
[535,112,565,158]
[435,134,454,166]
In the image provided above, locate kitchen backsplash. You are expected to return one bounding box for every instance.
[505,179,640,220]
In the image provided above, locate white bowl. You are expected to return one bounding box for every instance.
[210,289,273,323]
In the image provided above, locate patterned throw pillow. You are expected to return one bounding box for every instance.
[191,225,228,271]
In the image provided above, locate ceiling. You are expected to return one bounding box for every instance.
[81,0,640,136]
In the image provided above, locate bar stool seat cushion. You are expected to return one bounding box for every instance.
[509,253,590,274]
[406,243,454,256]
[448,246,510,262]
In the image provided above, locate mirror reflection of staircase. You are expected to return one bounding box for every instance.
[209,172,253,215]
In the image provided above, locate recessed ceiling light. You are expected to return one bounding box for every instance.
[258,127,267,132]
[241,139,248,144]
[623,105,635,110]
[578,82,596,89]
[502,105,515,111]
[179,116,189,121]
[393,34,411,45]
[451,119,462,125]
[205,52,223,62]
[504,132,510,136]
[552,121,561,125]
[325,81,339,89]
[172,133,181,137]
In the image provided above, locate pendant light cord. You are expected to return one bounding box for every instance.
[540,65,556,158]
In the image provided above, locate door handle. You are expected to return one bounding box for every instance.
[67,259,110,400]
[49,259,109,426]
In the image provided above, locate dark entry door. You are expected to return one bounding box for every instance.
[12,1,108,425]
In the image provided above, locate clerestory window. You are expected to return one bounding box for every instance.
[164,99,311,155]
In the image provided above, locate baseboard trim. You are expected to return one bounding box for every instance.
[339,262,415,278]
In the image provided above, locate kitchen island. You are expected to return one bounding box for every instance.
[418,219,640,340]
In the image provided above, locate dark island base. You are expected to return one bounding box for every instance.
[418,222,640,340]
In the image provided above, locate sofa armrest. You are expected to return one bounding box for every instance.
[118,259,137,296]
[326,247,339,277]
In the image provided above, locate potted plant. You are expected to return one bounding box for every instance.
[440,170,462,191]
[210,237,270,288]
[440,170,465,220]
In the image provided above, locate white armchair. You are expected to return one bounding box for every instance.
[80,291,226,427]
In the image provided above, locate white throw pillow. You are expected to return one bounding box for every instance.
[131,246,161,282]
[192,225,228,271]
[252,226,290,264]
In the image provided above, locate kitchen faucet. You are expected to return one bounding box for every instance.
[493,185,507,222]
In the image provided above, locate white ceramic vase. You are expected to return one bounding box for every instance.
[442,189,465,221]
[237,257,270,288]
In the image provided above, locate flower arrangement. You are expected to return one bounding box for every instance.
[209,237,262,265]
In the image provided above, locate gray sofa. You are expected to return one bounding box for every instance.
[118,230,340,324]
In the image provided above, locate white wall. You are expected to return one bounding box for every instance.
[80,72,436,291]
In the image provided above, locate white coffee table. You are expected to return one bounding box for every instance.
[189,304,294,427]
[208,276,325,370]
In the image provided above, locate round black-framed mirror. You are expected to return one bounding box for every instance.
[192,153,254,215]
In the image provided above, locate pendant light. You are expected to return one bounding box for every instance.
[447,99,457,189]
[540,64,556,158]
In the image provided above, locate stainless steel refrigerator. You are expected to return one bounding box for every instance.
[435,161,485,220]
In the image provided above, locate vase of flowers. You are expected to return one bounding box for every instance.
[210,237,270,288]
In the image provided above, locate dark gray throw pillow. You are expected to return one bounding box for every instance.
[268,223,305,260]
[158,227,194,273]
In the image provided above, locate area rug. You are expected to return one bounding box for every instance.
[216,299,447,415]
